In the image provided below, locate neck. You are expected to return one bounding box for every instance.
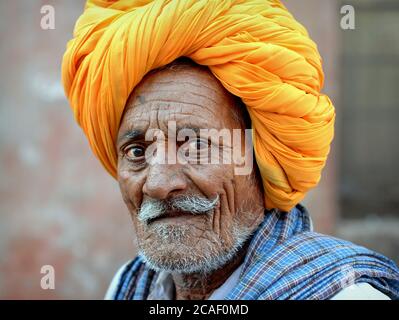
[172,246,247,300]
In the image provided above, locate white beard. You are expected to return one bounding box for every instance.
[137,218,254,274]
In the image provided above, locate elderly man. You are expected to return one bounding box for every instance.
[62,0,399,300]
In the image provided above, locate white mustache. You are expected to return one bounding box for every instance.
[138,195,219,224]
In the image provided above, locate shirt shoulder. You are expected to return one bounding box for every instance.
[104,260,132,300]
[330,283,391,300]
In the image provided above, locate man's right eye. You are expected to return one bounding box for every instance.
[125,145,145,160]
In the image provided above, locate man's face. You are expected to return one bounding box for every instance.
[117,62,264,274]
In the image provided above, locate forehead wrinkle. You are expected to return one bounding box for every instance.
[121,101,227,136]
[126,99,220,123]
[133,78,227,106]
[133,69,232,101]
[136,89,220,106]
[132,99,219,119]
[122,66,242,133]
[127,80,224,113]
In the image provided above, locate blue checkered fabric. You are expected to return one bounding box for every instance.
[112,204,399,300]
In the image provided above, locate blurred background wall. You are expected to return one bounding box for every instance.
[0,0,397,299]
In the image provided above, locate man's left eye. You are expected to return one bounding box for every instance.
[187,138,209,150]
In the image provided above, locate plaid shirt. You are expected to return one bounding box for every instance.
[112,204,399,300]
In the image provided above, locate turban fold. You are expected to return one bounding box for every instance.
[62,0,335,212]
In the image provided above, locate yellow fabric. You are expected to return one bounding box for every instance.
[62,0,335,212]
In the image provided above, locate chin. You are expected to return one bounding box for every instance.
[137,237,240,274]
[136,219,253,274]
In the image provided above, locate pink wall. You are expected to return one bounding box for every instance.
[0,0,135,299]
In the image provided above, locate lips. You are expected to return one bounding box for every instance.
[148,211,199,224]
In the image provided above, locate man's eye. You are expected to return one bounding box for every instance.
[125,146,145,159]
[187,138,209,151]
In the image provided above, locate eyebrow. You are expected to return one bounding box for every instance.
[176,126,201,136]
[117,129,146,145]
[117,125,210,147]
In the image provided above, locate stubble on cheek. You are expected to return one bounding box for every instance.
[207,177,237,250]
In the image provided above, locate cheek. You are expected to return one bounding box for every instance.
[118,166,145,213]
[186,164,235,198]
[187,164,237,237]
[232,174,264,228]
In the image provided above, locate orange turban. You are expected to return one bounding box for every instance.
[62,0,335,212]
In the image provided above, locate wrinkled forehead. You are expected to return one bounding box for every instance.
[118,61,242,135]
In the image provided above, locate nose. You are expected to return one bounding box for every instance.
[143,163,187,200]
